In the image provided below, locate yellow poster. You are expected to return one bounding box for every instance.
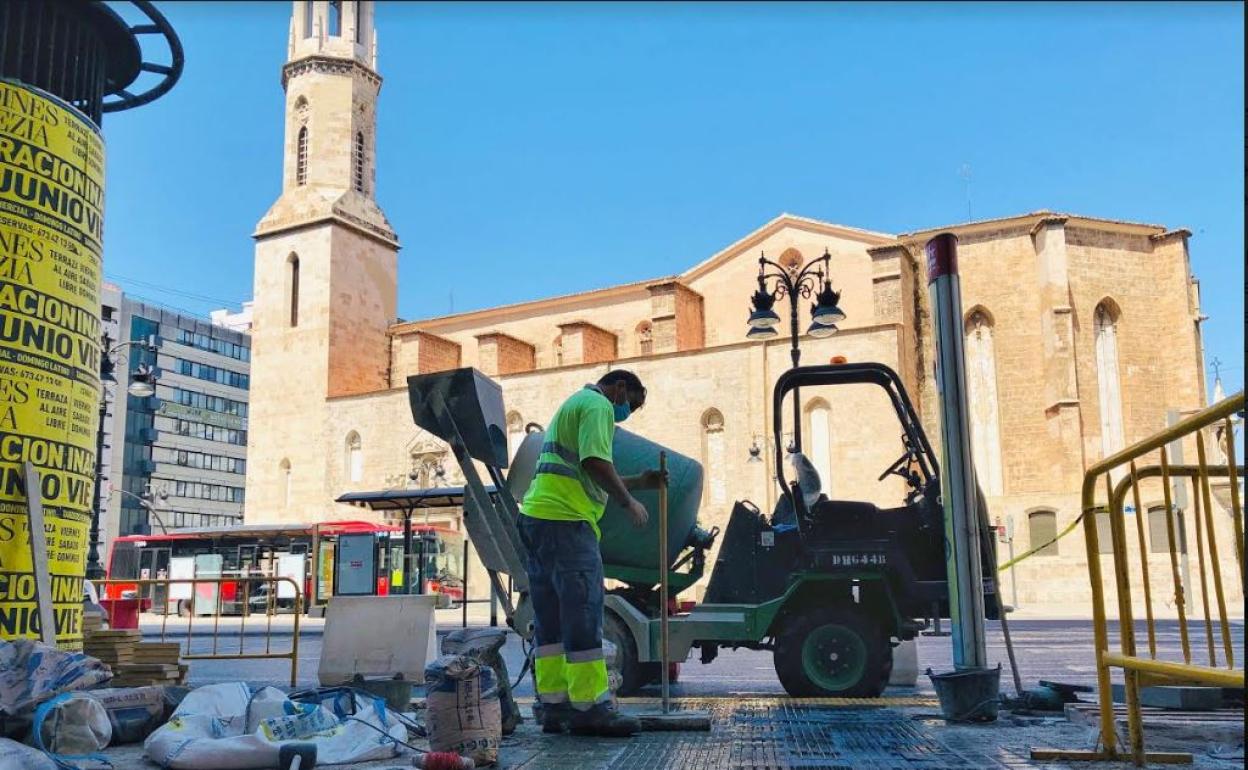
[0,80,104,649]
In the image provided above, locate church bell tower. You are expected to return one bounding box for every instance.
[246,0,399,523]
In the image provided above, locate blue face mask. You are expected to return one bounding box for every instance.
[613,400,631,423]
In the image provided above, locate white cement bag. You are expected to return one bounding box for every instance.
[425,655,500,767]
[144,683,405,769]
[0,639,110,717]
[80,685,170,744]
[0,736,57,770]
[30,692,111,767]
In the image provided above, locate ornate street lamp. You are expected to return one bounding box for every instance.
[745,250,846,449]
[87,334,160,579]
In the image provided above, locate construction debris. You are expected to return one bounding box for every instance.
[82,630,189,687]
[82,629,141,670]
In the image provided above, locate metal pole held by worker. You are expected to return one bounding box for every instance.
[636,451,710,732]
[926,233,989,670]
[658,451,671,715]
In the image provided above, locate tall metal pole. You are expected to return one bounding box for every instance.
[462,538,470,628]
[925,233,988,670]
[402,509,414,594]
[657,452,671,715]
[788,296,803,449]
[85,332,114,581]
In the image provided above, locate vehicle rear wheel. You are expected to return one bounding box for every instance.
[774,605,889,698]
[603,611,660,696]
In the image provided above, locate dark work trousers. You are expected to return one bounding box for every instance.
[518,514,609,710]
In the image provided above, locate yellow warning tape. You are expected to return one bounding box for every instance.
[996,510,1089,572]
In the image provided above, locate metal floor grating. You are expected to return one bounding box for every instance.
[509,703,1043,768]
[512,702,1028,770]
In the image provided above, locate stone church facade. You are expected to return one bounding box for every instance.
[244,1,1239,615]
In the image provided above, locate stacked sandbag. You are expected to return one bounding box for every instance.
[425,654,501,767]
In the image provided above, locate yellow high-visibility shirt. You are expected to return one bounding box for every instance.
[521,385,615,538]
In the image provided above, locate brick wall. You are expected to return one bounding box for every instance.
[648,281,705,353]
[557,321,618,365]
[476,332,536,376]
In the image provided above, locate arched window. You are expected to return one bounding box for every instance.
[1094,301,1125,460]
[279,458,292,508]
[345,431,363,482]
[701,409,726,506]
[296,126,309,186]
[636,321,653,356]
[552,334,564,366]
[1027,509,1059,557]
[1147,505,1187,554]
[1094,508,1114,554]
[352,132,366,193]
[506,411,524,461]
[286,253,300,327]
[328,0,342,36]
[964,308,1004,495]
[805,398,833,496]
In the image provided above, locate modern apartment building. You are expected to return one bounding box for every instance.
[100,289,252,553]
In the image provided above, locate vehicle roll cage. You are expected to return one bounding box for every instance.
[772,362,940,524]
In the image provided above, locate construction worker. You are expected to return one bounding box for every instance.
[519,369,659,736]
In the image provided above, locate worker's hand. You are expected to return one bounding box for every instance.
[625,496,650,529]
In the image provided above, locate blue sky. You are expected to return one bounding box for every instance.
[103,1,1243,397]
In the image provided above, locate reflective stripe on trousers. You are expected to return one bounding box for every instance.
[519,515,610,711]
[565,648,610,710]
[535,643,569,704]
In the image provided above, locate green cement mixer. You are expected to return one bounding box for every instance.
[407,365,1000,697]
[507,428,717,591]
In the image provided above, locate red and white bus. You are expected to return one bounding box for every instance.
[105,519,466,615]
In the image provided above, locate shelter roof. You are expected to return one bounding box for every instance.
[335,486,498,512]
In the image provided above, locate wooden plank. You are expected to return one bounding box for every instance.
[23,463,57,647]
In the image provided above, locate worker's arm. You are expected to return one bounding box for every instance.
[578,402,649,528]
[622,470,665,490]
[582,458,633,503]
[583,458,650,528]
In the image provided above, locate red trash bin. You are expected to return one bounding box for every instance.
[100,597,152,629]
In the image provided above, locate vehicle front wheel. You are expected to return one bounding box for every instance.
[603,611,660,696]
[774,605,890,698]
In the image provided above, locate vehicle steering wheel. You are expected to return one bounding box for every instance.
[878,450,912,482]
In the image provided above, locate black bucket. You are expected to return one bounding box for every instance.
[926,664,1001,722]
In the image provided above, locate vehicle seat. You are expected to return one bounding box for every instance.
[771,453,825,527]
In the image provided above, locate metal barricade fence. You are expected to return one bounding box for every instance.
[1037,391,1244,766]
[97,576,304,687]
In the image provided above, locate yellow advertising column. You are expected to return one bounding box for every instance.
[0,81,105,649]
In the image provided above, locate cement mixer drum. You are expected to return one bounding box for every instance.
[509,429,704,573]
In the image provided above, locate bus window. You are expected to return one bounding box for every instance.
[220,546,242,578]
[108,541,140,580]
[317,539,335,602]
[389,544,405,591]
[239,545,257,574]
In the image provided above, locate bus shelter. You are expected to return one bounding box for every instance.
[334,487,495,599]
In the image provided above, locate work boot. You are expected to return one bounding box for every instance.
[568,702,640,737]
[538,702,573,733]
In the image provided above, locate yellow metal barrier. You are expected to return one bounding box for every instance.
[97,576,304,687]
[1035,392,1244,766]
